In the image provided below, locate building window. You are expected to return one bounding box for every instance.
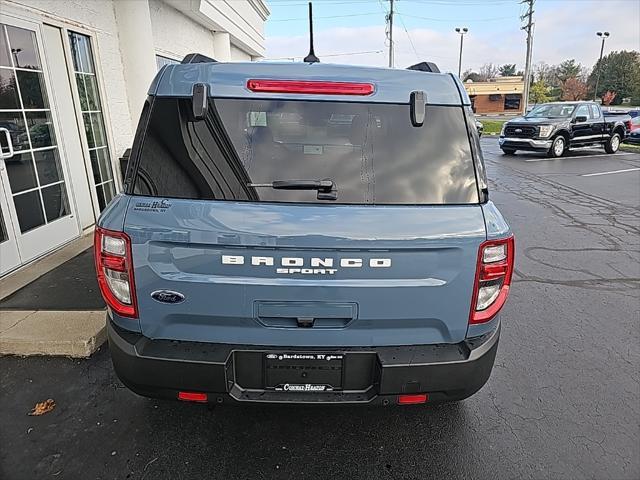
[504,94,521,110]
[68,31,115,211]
[156,54,179,71]
[489,94,502,101]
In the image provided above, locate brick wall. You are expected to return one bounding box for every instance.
[149,0,217,62]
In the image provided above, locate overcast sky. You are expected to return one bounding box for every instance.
[265,0,640,74]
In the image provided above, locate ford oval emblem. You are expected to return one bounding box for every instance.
[151,290,185,304]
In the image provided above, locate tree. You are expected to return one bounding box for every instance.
[529,79,550,104]
[602,90,617,106]
[533,62,558,86]
[478,63,499,81]
[499,64,517,76]
[561,77,589,101]
[462,69,482,82]
[556,59,584,84]
[588,50,640,104]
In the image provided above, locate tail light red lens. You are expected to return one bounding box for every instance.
[247,79,375,96]
[94,227,138,318]
[469,236,515,325]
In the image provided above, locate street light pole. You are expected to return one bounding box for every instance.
[455,27,468,78]
[593,31,610,102]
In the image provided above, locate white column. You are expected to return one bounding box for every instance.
[212,32,231,61]
[113,0,157,125]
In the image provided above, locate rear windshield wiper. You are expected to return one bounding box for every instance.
[248,179,337,200]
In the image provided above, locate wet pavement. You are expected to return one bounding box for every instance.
[1,138,638,480]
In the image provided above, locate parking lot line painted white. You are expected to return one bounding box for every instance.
[524,152,633,162]
[581,167,640,177]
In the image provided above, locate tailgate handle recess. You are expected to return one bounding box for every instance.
[296,317,315,328]
[255,301,357,329]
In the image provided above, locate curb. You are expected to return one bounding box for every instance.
[0,310,106,358]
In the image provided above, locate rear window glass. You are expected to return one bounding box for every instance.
[132,98,479,205]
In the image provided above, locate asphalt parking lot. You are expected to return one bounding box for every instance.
[1,137,639,480]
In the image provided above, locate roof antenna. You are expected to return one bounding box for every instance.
[303,2,320,63]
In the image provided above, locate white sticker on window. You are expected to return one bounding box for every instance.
[248,111,267,127]
[303,145,323,155]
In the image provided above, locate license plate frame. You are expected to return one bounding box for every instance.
[264,352,344,392]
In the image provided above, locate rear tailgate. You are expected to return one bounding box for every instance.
[126,199,485,346]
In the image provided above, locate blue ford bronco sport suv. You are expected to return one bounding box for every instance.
[96,56,514,405]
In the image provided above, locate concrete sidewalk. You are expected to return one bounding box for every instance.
[0,310,106,357]
[0,233,107,358]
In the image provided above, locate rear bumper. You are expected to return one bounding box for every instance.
[499,136,552,151]
[107,319,500,405]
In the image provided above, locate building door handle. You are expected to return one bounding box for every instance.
[0,128,14,160]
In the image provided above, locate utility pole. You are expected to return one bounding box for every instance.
[387,0,394,68]
[455,27,468,77]
[593,31,610,101]
[521,0,534,115]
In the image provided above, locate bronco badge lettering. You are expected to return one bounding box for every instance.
[221,255,391,275]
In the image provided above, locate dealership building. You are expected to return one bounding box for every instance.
[463,76,525,115]
[0,0,269,276]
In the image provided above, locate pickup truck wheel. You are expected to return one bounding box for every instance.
[547,135,566,158]
[501,148,516,155]
[605,133,621,154]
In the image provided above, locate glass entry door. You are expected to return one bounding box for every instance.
[0,16,79,274]
[0,183,20,275]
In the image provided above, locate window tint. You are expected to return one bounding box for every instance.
[503,94,521,110]
[575,104,591,119]
[133,98,479,205]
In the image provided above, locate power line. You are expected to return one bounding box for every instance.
[398,12,515,22]
[393,0,514,4]
[396,14,419,61]
[270,12,382,22]
[264,50,384,61]
[269,1,382,5]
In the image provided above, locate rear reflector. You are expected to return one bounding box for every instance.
[397,393,428,405]
[178,391,208,403]
[247,79,375,96]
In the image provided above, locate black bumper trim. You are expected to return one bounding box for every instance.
[107,320,500,404]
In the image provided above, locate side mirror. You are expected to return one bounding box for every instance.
[574,115,588,123]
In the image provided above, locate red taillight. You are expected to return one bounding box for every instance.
[469,236,515,325]
[178,391,208,402]
[247,79,375,96]
[94,227,138,318]
[397,393,428,405]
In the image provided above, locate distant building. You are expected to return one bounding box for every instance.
[463,77,525,115]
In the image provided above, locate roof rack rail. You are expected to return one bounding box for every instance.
[181,53,217,64]
[407,62,440,73]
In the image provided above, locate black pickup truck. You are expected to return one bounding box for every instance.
[499,101,629,157]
